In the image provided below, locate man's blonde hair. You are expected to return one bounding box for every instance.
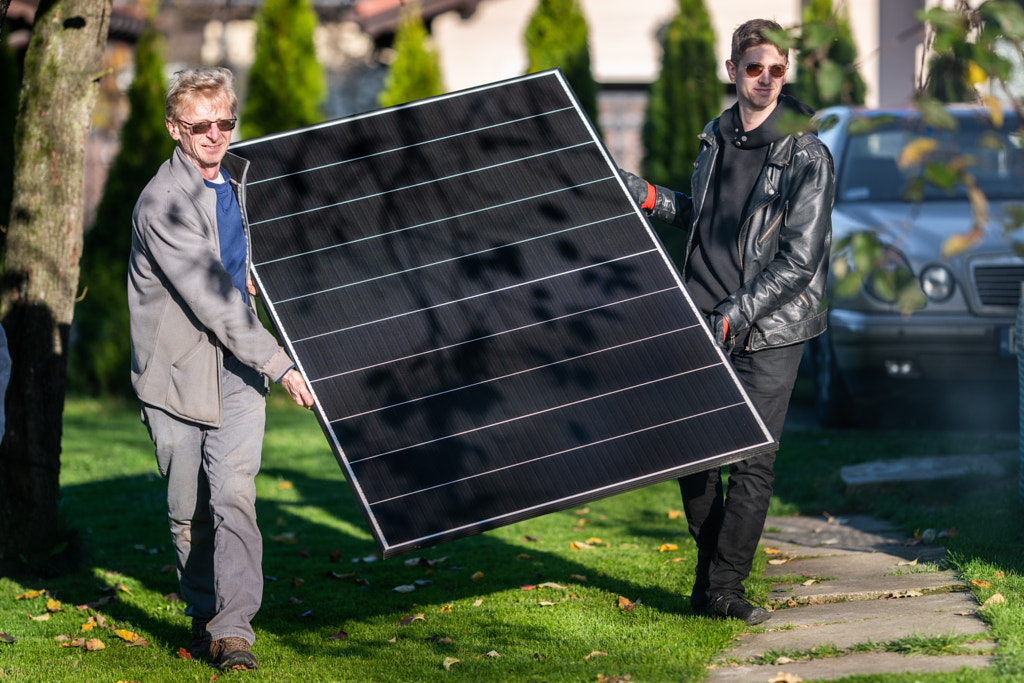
[165,67,238,122]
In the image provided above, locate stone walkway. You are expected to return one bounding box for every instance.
[704,514,995,682]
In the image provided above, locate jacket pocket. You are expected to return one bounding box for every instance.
[166,339,220,425]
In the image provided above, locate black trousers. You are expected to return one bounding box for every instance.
[679,341,805,605]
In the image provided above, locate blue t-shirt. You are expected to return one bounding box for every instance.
[205,169,248,304]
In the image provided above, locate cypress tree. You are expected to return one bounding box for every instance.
[524,0,599,124]
[241,0,325,139]
[377,2,445,108]
[70,19,175,396]
[641,0,719,194]
[790,0,867,108]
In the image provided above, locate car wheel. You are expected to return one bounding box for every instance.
[813,330,859,428]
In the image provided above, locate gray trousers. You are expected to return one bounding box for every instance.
[142,355,267,644]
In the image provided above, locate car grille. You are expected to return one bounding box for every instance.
[973,264,1024,306]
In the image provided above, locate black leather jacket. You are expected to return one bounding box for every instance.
[642,117,834,352]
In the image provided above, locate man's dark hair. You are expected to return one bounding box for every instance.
[730,18,786,64]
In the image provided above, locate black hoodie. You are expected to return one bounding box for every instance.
[686,94,815,316]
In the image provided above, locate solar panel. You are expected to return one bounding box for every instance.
[230,70,775,559]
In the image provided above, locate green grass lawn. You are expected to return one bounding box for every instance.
[0,389,1021,682]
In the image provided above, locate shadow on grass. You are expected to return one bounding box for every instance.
[52,461,702,663]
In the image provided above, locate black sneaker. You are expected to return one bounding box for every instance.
[689,587,709,616]
[210,636,259,671]
[190,617,211,657]
[708,593,772,625]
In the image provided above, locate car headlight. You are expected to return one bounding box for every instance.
[864,247,919,304]
[919,264,955,301]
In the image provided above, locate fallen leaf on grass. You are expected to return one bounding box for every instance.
[584,651,607,660]
[971,579,991,589]
[595,674,632,682]
[472,599,484,607]
[538,601,556,606]
[517,553,533,560]
[477,650,500,658]
[0,632,15,644]
[768,558,790,565]
[437,604,452,613]
[617,596,638,611]
[520,585,536,591]
[538,582,566,590]
[277,480,293,490]
[585,537,606,546]
[981,593,1005,609]
[81,617,97,632]
[327,628,349,641]
[14,590,45,601]
[768,672,803,683]
[658,544,678,552]
[114,629,140,643]
[571,541,594,550]
[764,547,782,555]
[84,638,105,652]
[28,613,50,622]
[570,574,588,582]
[177,647,193,660]
[393,585,416,593]
[442,656,460,670]
[46,598,62,613]
[576,508,589,515]
[470,571,484,581]
[399,613,426,626]
[667,509,684,519]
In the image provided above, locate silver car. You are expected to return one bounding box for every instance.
[809,105,1024,427]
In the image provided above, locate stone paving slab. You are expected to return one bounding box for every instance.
[698,515,996,681]
[761,515,929,560]
[767,553,965,606]
[840,454,1009,487]
[704,652,995,683]
[765,550,951,581]
[723,592,989,659]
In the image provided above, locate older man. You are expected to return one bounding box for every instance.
[129,67,314,671]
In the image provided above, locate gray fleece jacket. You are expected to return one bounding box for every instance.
[128,145,293,427]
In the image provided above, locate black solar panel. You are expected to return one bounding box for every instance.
[230,70,775,558]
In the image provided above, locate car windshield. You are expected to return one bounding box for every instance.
[837,116,1024,203]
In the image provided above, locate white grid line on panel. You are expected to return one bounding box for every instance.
[273,211,634,304]
[246,106,577,187]
[358,362,724,463]
[329,323,702,422]
[367,398,749,506]
[309,287,682,383]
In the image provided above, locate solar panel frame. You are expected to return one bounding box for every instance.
[230,70,776,558]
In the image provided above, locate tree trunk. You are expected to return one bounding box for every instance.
[0,0,112,575]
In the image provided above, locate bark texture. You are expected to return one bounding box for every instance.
[0,0,112,574]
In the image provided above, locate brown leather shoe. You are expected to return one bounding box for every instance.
[190,617,211,657]
[210,636,258,671]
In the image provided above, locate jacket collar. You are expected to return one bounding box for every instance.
[168,145,250,188]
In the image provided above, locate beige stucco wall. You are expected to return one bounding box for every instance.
[431,0,949,109]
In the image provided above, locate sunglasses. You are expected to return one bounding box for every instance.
[177,118,237,134]
[743,62,787,79]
